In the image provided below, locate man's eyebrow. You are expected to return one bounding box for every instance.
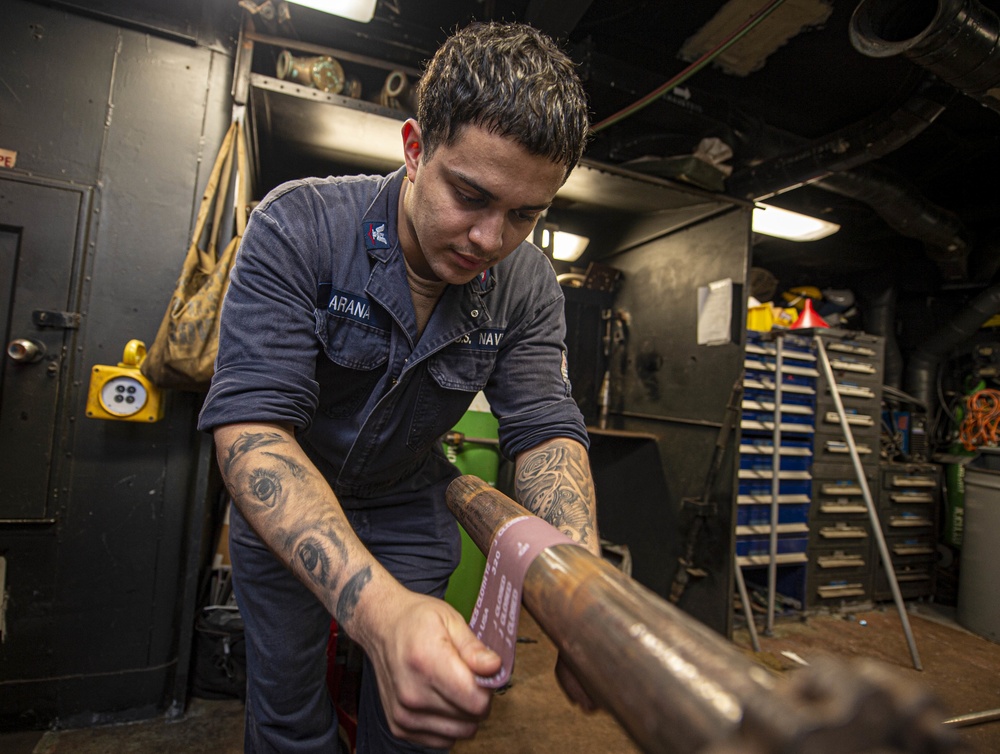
[451,169,553,212]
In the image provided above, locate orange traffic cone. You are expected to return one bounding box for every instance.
[791,298,829,329]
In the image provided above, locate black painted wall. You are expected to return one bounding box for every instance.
[1,0,236,728]
[597,208,750,636]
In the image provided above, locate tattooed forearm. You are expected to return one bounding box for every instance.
[516,440,598,549]
[222,431,286,475]
[215,423,383,627]
[336,566,372,623]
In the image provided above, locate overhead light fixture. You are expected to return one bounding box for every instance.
[541,229,590,262]
[752,203,840,242]
[285,0,377,23]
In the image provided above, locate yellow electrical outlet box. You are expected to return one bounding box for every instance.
[86,339,165,423]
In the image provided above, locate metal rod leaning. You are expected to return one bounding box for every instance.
[734,559,761,652]
[812,333,923,671]
[768,337,784,633]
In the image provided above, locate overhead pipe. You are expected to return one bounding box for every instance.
[730,4,1000,272]
[816,166,972,281]
[816,168,968,255]
[904,279,1000,411]
[850,0,1000,114]
[862,283,905,389]
[727,83,953,202]
[725,82,971,276]
[582,54,971,274]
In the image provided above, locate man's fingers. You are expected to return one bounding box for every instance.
[424,620,497,716]
[392,610,496,720]
[389,706,481,747]
[555,655,598,713]
[372,595,502,746]
[455,632,502,679]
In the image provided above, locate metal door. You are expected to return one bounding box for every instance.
[0,175,90,521]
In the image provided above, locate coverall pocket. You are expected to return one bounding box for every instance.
[314,309,390,418]
[426,344,496,391]
[406,345,497,453]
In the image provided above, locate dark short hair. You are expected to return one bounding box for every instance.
[416,22,590,180]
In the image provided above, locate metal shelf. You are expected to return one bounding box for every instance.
[246,75,741,224]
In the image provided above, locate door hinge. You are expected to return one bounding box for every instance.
[32,310,81,329]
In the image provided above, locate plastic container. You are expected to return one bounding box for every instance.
[957,464,1000,642]
[739,478,812,499]
[736,535,808,557]
[736,502,810,527]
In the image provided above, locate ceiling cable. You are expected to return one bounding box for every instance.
[590,0,789,134]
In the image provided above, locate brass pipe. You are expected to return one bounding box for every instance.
[446,475,956,754]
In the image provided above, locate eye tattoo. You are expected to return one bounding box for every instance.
[249,469,282,507]
[297,537,331,587]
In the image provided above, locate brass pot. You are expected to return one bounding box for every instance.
[276,50,345,94]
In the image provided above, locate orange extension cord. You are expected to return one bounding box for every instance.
[959,389,1000,451]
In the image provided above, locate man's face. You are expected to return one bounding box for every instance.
[398,121,567,285]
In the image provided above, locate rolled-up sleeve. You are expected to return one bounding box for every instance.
[198,189,324,432]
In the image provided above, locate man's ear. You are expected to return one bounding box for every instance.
[401,119,422,180]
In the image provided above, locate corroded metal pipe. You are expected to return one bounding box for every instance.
[447,475,957,754]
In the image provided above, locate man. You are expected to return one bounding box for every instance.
[199,21,599,753]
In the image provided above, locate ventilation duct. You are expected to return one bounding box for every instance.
[904,280,1000,411]
[725,84,970,277]
[816,166,971,280]
[863,284,904,389]
[727,83,953,201]
[850,0,1000,115]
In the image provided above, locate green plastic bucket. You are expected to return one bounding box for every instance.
[443,409,499,621]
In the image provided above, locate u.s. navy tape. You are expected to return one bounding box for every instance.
[468,515,578,688]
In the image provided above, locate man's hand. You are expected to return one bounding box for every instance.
[362,588,501,749]
[555,654,598,712]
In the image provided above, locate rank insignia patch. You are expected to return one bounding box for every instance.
[363,221,389,249]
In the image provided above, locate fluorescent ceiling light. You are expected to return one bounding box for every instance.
[542,229,590,261]
[752,203,840,242]
[286,0,377,23]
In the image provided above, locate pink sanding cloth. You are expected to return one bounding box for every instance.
[468,515,578,688]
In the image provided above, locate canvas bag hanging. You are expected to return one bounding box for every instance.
[141,120,249,391]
